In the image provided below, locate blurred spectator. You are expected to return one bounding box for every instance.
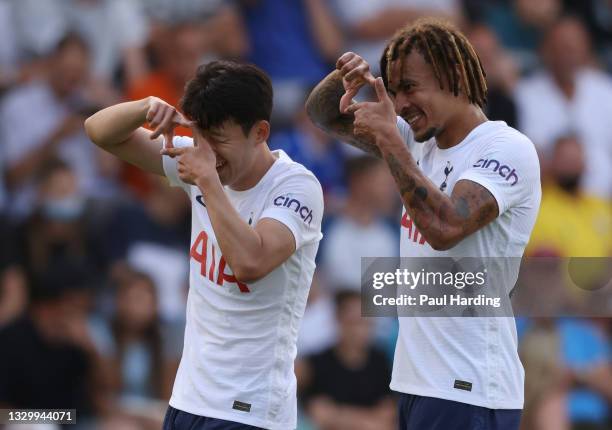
[9,0,149,92]
[559,318,612,429]
[123,23,204,196]
[142,0,247,60]
[526,136,612,257]
[269,106,349,214]
[321,156,397,290]
[299,290,395,430]
[90,271,179,404]
[484,0,562,71]
[330,0,463,76]
[104,176,190,322]
[296,272,337,357]
[515,16,612,199]
[0,148,6,212]
[564,0,612,72]
[519,318,612,430]
[126,24,204,119]
[0,266,28,328]
[520,320,570,430]
[0,0,20,92]
[467,24,520,128]
[0,34,112,219]
[241,0,343,125]
[0,260,110,420]
[15,159,105,281]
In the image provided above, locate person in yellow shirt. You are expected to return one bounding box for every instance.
[527,135,612,257]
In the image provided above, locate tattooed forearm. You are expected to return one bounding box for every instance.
[305,70,346,129]
[385,152,416,196]
[305,70,382,158]
[380,142,499,250]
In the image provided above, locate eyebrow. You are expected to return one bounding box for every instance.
[398,79,417,88]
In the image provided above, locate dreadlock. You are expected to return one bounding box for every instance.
[380,18,487,108]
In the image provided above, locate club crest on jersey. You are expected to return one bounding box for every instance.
[440,161,454,192]
[274,194,313,225]
[472,159,519,186]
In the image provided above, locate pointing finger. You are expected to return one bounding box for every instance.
[174,113,194,128]
[150,108,175,139]
[364,72,377,86]
[344,101,367,114]
[374,77,388,101]
[160,147,188,157]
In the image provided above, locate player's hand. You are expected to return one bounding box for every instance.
[345,77,397,144]
[336,52,377,113]
[160,125,218,186]
[145,96,192,148]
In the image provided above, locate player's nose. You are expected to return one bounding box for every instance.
[394,94,412,114]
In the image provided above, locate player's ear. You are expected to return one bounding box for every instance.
[250,120,270,145]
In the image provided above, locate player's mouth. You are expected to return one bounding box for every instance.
[216,159,227,170]
[404,110,425,129]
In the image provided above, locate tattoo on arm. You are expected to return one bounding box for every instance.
[383,148,499,249]
[450,182,499,236]
[305,70,382,158]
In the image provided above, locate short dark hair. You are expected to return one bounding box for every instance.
[36,157,72,185]
[334,289,361,317]
[180,60,273,135]
[53,32,89,56]
[380,18,487,108]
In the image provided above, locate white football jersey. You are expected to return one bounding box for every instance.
[163,137,323,429]
[392,118,541,409]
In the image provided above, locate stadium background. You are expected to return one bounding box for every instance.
[0,0,610,429]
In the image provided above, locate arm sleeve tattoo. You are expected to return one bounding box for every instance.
[305,70,382,158]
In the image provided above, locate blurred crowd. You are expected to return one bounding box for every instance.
[0,0,610,429]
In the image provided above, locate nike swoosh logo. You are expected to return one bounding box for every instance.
[195,195,206,207]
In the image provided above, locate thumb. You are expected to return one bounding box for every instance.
[339,87,358,114]
[374,77,387,102]
[365,71,376,86]
[164,130,174,149]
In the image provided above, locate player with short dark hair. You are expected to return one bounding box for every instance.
[307,18,541,430]
[86,60,324,430]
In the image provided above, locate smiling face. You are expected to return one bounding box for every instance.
[203,119,269,187]
[387,50,465,143]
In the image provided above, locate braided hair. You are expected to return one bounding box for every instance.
[380,18,487,108]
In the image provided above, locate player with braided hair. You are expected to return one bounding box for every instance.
[307,18,540,430]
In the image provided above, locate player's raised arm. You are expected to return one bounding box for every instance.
[305,52,382,158]
[84,96,190,176]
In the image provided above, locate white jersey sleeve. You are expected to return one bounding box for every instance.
[162,135,194,191]
[260,173,324,250]
[457,134,540,215]
[396,116,413,145]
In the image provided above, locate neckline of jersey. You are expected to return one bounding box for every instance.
[433,120,506,153]
[224,150,287,196]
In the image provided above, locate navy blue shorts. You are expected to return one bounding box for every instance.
[163,406,263,430]
[398,393,522,430]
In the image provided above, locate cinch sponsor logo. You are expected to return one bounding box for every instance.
[274,195,313,225]
[472,159,519,186]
